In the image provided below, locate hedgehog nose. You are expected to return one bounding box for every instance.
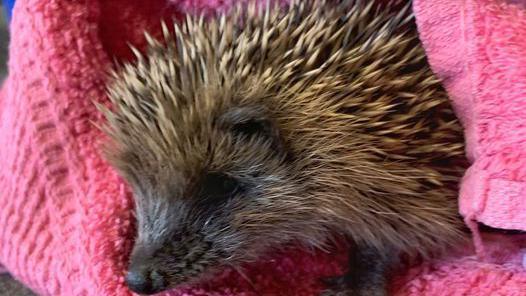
[125,267,167,295]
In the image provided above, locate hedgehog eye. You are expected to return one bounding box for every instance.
[199,172,242,203]
[231,119,272,138]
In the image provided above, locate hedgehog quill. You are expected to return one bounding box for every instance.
[101,1,468,295]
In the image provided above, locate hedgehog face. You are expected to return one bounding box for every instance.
[113,102,322,294]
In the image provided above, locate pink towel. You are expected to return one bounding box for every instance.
[0,0,524,295]
[413,0,526,233]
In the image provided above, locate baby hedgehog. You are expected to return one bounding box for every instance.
[101,1,468,295]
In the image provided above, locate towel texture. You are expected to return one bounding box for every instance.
[413,0,526,232]
[0,0,524,295]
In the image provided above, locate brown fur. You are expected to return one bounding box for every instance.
[100,1,468,294]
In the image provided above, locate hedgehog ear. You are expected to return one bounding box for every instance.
[231,118,273,139]
[219,106,276,139]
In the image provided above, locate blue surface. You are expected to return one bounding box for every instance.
[3,0,14,20]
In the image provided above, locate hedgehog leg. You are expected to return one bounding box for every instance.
[320,246,394,296]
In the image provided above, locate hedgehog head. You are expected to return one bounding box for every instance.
[106,88,323,294]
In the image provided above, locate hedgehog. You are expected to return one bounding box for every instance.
[100,1,469,295]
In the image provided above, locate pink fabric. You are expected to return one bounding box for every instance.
[0,0,524,295]
[413,0,526,232]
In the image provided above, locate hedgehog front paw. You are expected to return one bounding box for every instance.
[320,275,349,296]
[320,287,386,296]
[320,275,387,296]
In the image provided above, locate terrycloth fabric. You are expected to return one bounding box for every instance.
[0,0,524,295]
[413,0,526,232]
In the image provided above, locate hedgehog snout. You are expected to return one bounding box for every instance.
[125,232,222,294]
[125,263,167,295]
[125,243,170,294]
